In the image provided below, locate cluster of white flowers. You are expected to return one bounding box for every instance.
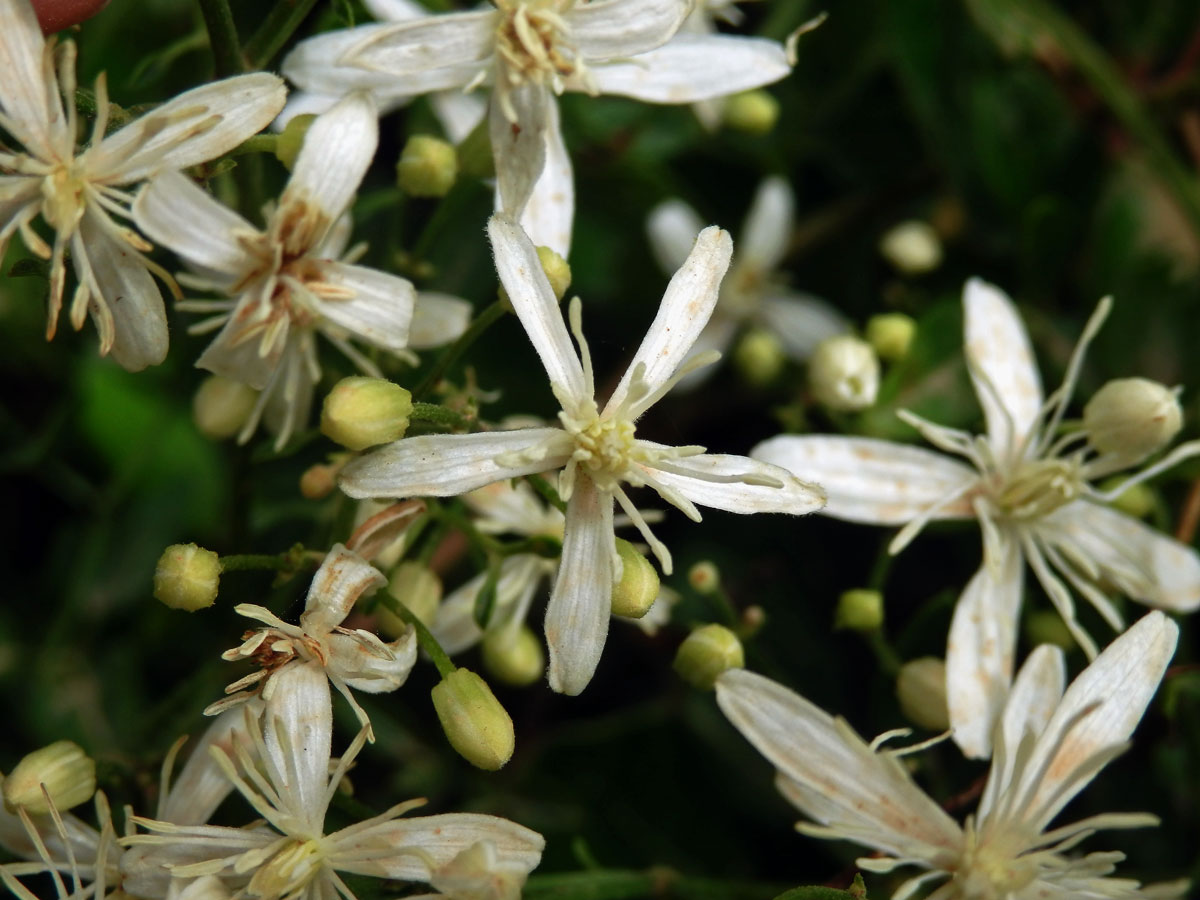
[4,0,1197,897]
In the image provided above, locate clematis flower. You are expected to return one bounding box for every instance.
[205,543,415,740]
[646,176,847,389]
[0,0,286,370]
[126,663,545,900]
[752,279,1200,758]
[717,611,1185,900]
[340,216,824,695]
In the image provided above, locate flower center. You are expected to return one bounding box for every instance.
[988,458,1082,522]
[563,407,639,494]
[247,838,324,900]
[495,0,579,87]
[41,162,89,232]
[955,829,1039,900]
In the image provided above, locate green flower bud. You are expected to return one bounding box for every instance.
[482,625,545,687]
[809,335,880,411]
[687,561,721,595]
[154,543,221,612]
[193,375,258,441]
[673,624,744,690]
[866,312,917,362]
[396,134,459,198]
[1025,609,1075,651]
[895,657,949,731]
[431,669,515,770]
[611,539,659,618]
[1099,475,1155,519]
[275,114,316,171]
[320,377,413,452]
[379,561,442,638]
[3,741,96,815]
[734,328,786,387]
[722,89,780,135]
[536,246,572,301]
[834,588,884,632]
[879,220,942,275]
[1084,377,1182,462]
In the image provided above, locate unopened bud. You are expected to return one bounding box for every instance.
[1099,475,1155,519]
[879,220,943,275]
[723,89,780,135]
[1083,377,1181,461]
[321,377,413,452]
[275,114,316,171]
[380,561,442,638]
[397,134,459,198]
[431,669,515,770]
[866,312,917,362]
[154,543,221,612]
[734,328,786,387]
[809,335,880,411]
[482,625,544,687]
[674,624,744,690]
[895,657,949,731]
[1025,609,1074,651]
[193,375,258,440]
[835,588,883,631]
[610,539,659,618]
[300,463,338,500]
[688,561,721,594]
[536,246,572,301]
[3,741,96,815]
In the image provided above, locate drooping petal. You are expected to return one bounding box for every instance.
[285,91,378,225]
[604,225,732,416]
[261,661,333,831]
[519,97,573,256]
[751,435,977,525]
[759,292,850,361]
[570,0,690,61]
[312,260,416,353]
[299,544,386,636]
[433,554,548,654]
[716,668,962,862]
[159,700,263,825]
[962,278,1043,462]
[0,0,66,159]
[194,304,280,391]
[946,535,1025,760]
[642,451,825,515]
[546,475,614,695]
[132,171,256,278]
[588,35,791,104]
[409,292,472,349]
[487,214,587,399]
[328,629,417,693]
[646,199,705,274]
[740,176,793,273]
[490,84,551,220]
[340,428,572,499]
[340,10,496,75]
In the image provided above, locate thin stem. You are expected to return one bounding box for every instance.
[412,300,508,400]
[410,401,473,432]
[527,473,567,513]
[197,0,245,76]
[244,0,321,70]
[218,553,287,572]
[524,869,788,900]
[377,589,457,678]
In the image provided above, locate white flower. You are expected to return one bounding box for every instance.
[717,611,1185,900]
[0,0,286,370]
[206,543,415,739]
[647,177,847,389]
[340,216,824,694]
[126,663,544,900]
[752,279,1200,758]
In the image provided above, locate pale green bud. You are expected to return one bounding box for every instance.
[1099,475,1155,519]
[154,543,221,612]
[482,625,545,687]
[1084,377,1182,461]
[396,134,459,198]
[321,377,413,452]
[723,89,780,135]
[673,624,744,690]
[611,539,659,618]
[734,328,786,387]
[3,741,96,814]
[1025,610,1075,651]
[379,561,442,638]
[879,220,943,275]
[536,246,572,301]
[810,335,880,411]
[834,588,883,632]
[866,312,917,362]
[895,657,949,731]
[193,375,258,440]
[688,560,721,594]
[275,114,316,171]
[431,669,515,770]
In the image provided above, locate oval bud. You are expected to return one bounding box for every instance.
[834,588,883,632]
[895,657,949,731]
[734,328,786,387]
[611,539,659,618]
[193,375,258,441]
[300,463,338,500]
[1083,377,1182,461]
[397,134,459,198]
[809,335,880,411]
[536,246,572,301]
[866,312,917,362]
[275,114,316,171]
[687,561,721,595]
[431,669,515,770]
[321,377,413,452]
[154,543,221,612]
[879,220,943,275]
[482,625,545,687]
[379,561,442,638]
[3,741,96,815]
[673,624,744,690]
[723,89,780,135]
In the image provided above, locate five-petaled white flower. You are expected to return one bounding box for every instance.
[717,611,1185,900]
[340,216,824,695]
[752,279,1200,758]
[0,0,286,370]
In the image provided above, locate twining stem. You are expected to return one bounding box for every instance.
[197,0,245,76]
[377,589,457,678]
[244,0,321,69]
[412,300,508,400]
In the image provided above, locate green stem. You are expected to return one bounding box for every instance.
[524,869,787,900]
[218,553,287,572]
[864,628,902,677]
[527,473,567,513]
[412,300,508,400]
[410,401,473,432]
[244,0,321,70]
[197,0,245,76]
[377,589,456,678]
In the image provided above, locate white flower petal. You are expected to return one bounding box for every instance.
[519,97,574,256]
[340,428,571,499]
[0,0,66,159]
[299,544,386,636]
[341,10,496,75]
[716,668,962,861]
[570,0,690,60]
[751,435,977,524]
[646,199,705,274]
[669,314,739,392]
[132,171,255,276]
[946,537,1024,760]
[433,554,547,655]
[285,92,378,224]
[90,73,287,184]
[329,629,417,693]
[740,176,793,273]
[430,88,488,144]
[962,278,1044,461]
[195,305,279,391]
[487,214,587,399]
[313,260,416,353]
[490,84,551,220]
[410,292,472,349]
[605,225,732,415]
[262,661,333,829]
[643,451,825,515]
[160,700,262,826]
[588,35,790,104]
[759,292,849,361]
[362,0,428,22]
[546,475,614,695]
